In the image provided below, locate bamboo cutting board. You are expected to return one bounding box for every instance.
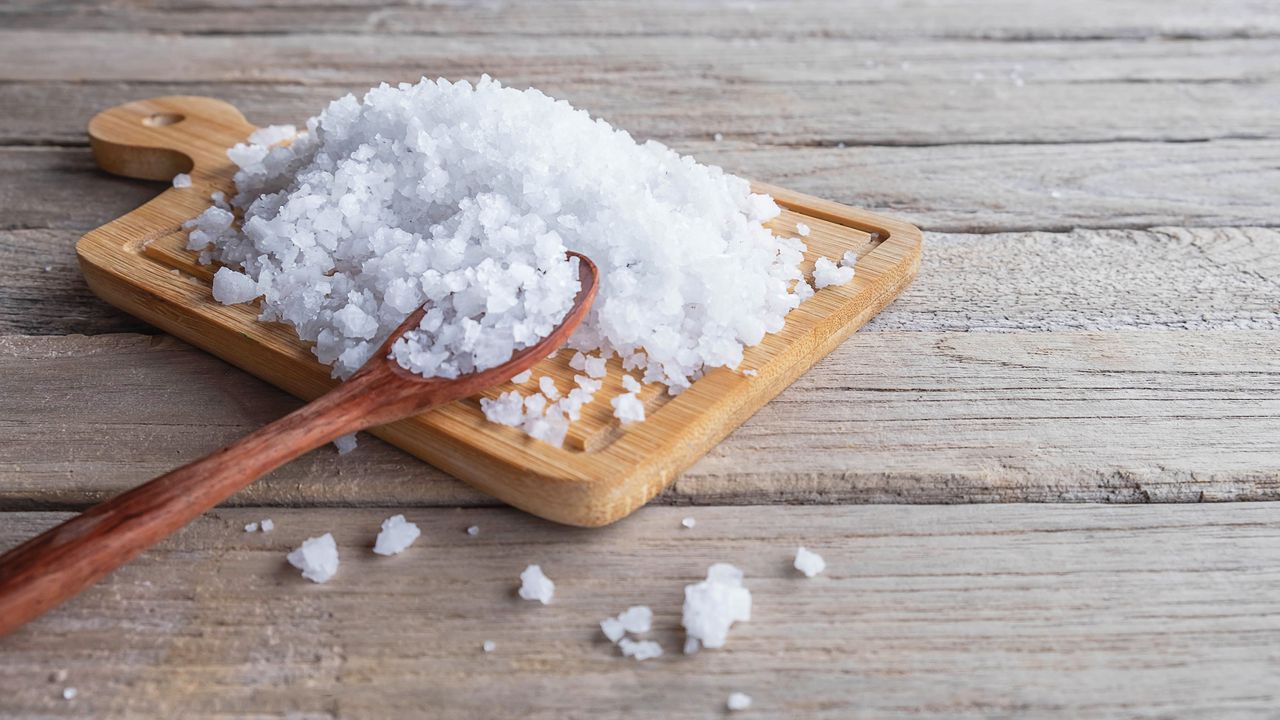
[79,96,922,527]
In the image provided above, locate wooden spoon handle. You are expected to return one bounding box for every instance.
[0,372,381,637]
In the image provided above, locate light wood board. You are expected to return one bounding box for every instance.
[78,96,921,526]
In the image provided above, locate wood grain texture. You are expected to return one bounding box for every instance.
[5,77,1280,148]
[4,330,1276,509]
[3,503,1280,719]
[6,0,1279,39]
[7,225,1280,336]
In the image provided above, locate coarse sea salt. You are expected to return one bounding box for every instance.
[618,638,663,661]
[373,514,421,555]
[682,563,751,649]
[287,533,339,583]
[260,518,275,533]
[186,77,809,447]
[172,173,192,189]
[518,564,555,604]
[812,256,854,289]
[727,692,752,711]
[333,433,358,454]
[795,222,810,237]
[794,546,826,577]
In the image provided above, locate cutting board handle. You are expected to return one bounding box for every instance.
[88,96,256,181]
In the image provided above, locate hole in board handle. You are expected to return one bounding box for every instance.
[143,113,184,127]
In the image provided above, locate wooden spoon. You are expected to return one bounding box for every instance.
[0,252,598,638]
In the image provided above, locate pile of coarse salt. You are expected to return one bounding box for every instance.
[186,76,816,447]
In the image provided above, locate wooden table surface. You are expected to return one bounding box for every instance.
[2,1,1278,717]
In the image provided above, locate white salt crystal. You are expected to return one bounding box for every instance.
[373,514,421,556]
[794,546,826,577]
[618,638,663,661]
[714,132,724,142]
[466,525,480,536]
[727,692,752,711]
[812,257,855,289]
[248,124,297,147]
[244,522,259,533]
[62,687,77,701]
[618,605,653,634]
[741,369,758,377]
[683,637,701,655]
[840,250,859,268]
[210,267,259,304]
[621,374,642,394]
[518,564,555,604]
[682,563,751,649]
[171,173,192,189]
[600,617,626,643]
[795,222,810,237]
[569,352,587,371]
[538,376,561,400]
[287,533,339,583]
[333,433,357,454]
[511,370,532,384]
[482,640,496,653]
[260,518,275,533]
[681,516,696,529]
[611,392,645,423]
[583,356,607,379]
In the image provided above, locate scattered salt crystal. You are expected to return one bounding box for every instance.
[248,124,297,147]
[62,687,77,701]
[569,352,587,371]
[259,518,274,532]
[793,278,814,301]
[482,640,496,653]
[244,522,259,533]
[466,525,480,536]
[727,692,752,711]
[840,250,858,269]
[172,173,192,189]
[621,374,642,394]
[511,370,532,384]
[611,392,645,423]
[373,514,421,556]
[683,637,701,655]
[618,605,653,634]
[538,376,561,400]
[714,132,724,142]
[682,563,751,649]
[795,222,810,237]
[583,356,607,379]
[681,516,696,529]
[812,257,855,289]
[600,617,626,643]
[741,369,758,377]
[794,546,826,577]
[618,638,663,661]
[210,267,259,304]
[287,533,339,583]
[518,564,555,604]
[333,433,357,454]
[43,265,52,272]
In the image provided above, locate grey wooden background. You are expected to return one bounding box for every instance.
[1,1,1278,717]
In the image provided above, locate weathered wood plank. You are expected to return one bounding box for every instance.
[3,331,1276,508]
[5,31,1275,89]
[4,76,1279,147]
[4,0,1278,40]
[7,225,1278,336]
[7,135,1280,236]
[2,503,1280,718]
